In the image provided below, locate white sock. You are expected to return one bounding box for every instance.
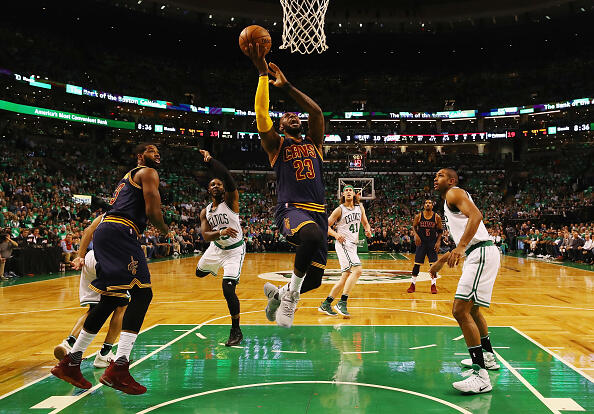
[411,276,417,284]
[431,278,436,285]
[115,331,138,362]
[71,329,96,355]
[289,272,304,293]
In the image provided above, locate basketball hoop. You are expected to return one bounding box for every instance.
[279,0,329,54]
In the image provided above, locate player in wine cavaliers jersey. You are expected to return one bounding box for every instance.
[407,199,443,294]
[249,43,327,328]
[51,143,169,395]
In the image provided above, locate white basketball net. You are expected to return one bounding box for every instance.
[279,0,330,54]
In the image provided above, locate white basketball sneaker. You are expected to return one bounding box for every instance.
[53,340,72,361]
[453,365,492,394]
[276,289,300,328]
[461,352,500,370]
[264,283,281,322]
[94,350,115,368]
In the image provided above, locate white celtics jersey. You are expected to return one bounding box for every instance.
[206,202,243,247]
[336,204,362,244]
[443,187,490,248]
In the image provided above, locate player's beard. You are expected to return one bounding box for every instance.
[284,125,302,137]
[211,190,224,204]
[143,155,159,169]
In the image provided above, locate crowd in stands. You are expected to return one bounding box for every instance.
[0,125,592,280]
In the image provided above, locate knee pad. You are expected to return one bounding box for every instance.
[412,264,420,276]
[122,288,153,333]
[196,269,210,278]
[300,266,324,294]
[83,295,122,334]
[294,223,324,273]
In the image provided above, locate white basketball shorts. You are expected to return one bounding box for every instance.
[197,242,246,282]
[335,241,361,273]
[455,244,500,307]
[79,250,99,306]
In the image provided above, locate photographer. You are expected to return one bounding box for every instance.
[0,232,19,280]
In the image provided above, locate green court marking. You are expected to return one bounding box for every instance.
[1,325,591,413]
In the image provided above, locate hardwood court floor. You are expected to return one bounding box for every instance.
[0,252,592,411]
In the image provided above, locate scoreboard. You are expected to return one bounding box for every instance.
[349,154,365,171]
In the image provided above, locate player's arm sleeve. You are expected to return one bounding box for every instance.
[207,157,236,193]
[255,75,273,132]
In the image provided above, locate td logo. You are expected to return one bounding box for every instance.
[258,269,436,284]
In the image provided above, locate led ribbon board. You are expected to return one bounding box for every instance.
[0,100,135,129]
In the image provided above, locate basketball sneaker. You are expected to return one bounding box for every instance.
[51,354,92,389]
[264,282,281,322]
[276,289,300,328]
[461,352,500,370]
[334,300,350,317]
[452,364,492,394]
[100,359,147,395]
[225,327,243,346]
[407,283,415,293]
[431,284,438,294]
[318,301,337,316]
[94,350,115,369]
[53,340,72,361]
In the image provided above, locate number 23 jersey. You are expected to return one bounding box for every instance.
[272,136,325,208]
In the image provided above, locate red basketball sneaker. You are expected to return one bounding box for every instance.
[51,354,92,389]
[100,360,147,395]
[431,284,438,294]
[407,283,415,293]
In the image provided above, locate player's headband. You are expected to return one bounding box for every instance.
[343,185,354,190]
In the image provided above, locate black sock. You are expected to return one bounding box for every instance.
[70,351,83,365]
[340,294,348,302]
[115,355,128,366]
[481,335,493,353]
[66,335,77,347]
[232,317,240,329]
[100,343,113,356]
[325,296,334,304]
[468,345,485,369]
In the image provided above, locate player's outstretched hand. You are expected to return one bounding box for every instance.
[447,246,464,267]
[199,149,212,163]
[429,252,449,277]
[248,43,269,76]
[71,256,85,271]
[221,227,239,238]
[268,62,289,88]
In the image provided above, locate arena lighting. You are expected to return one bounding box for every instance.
[528,110,561,116]
[484,115,520,119]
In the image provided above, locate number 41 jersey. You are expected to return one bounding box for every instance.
[335,204,362,244]
[272,136,325,210]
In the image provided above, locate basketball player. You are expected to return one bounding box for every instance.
[195,150,244,346]
[433,168,500,394]
[53,213,127,369]
[51,143,168,394]
[319,185,372,317]
[407,199,443,294]
[249,43,327,328]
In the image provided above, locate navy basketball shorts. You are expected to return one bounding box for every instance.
[414,242,438,265]
[90,221,151,298]
[275,203,328,270]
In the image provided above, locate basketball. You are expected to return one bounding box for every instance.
[239,25,272,56]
